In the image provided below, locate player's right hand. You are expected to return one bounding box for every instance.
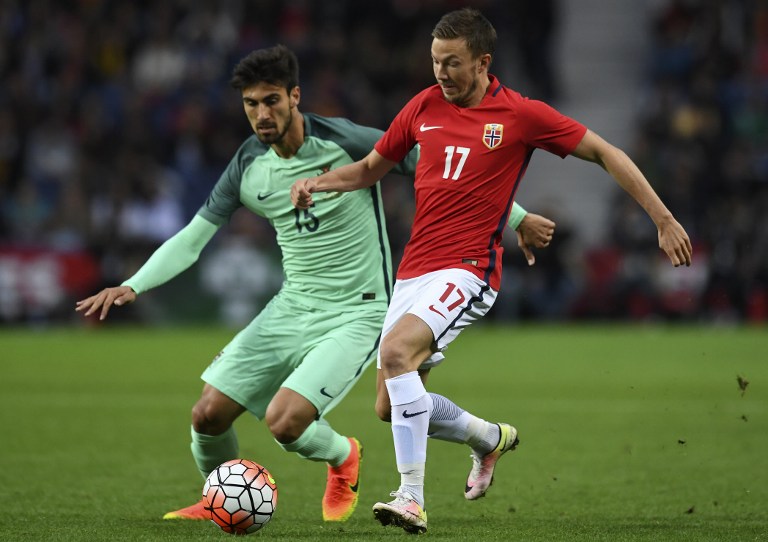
[75,286,137,321]
[516,212,556,266]
[290,178,316,209]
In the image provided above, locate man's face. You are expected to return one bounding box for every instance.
[431,38,487,108]
[241,82,299,145]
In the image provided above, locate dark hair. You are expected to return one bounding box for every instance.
[431,8,496,59]
[230,44,299,91]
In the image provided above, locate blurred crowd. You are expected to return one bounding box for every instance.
[604,0,768,323]
[0,0,764,324]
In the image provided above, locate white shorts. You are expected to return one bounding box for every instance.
[377,268,498,370]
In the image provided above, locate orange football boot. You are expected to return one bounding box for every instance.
[322,437,362,521]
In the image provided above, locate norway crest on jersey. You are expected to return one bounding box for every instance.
[483,123,504,149]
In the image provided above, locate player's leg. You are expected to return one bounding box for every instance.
[265,387,352,468]
[164,298,295,520]
[266,387,361,521]
[163,384,246,520]
[372,269,497,533]
[190,384,247,478]
[427,391,519,499]
[376,369,504,456]
[372,314,433,534]
[407,270,514,501]
[376,366,518,501]
[268,307,381,522]
[395,372,515,500]
[374,367,429,422]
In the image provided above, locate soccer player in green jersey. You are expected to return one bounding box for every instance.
[76,44,555,523]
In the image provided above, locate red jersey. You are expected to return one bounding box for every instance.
[375,75,587,290]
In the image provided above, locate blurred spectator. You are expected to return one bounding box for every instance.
[614,0,767,322]
[0,0,765,324]
[503,0,560,101]
[1,179,51,243]
[46,177,91,251]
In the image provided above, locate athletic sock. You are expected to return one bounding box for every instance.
[190,425,239,479]
[278,418,351,466]
[427,392,471,443]
[428,393,500,455]
[386,371,432,507]
[467,419,501,456]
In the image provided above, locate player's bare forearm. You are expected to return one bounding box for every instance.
[291,149,396,209]
[602,150,692,266]
[572,130,692,267]
[75,285,137,321]
[291,164,366,209]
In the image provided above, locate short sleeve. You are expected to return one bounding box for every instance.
[374,98,419,163]
[519,100,587,158]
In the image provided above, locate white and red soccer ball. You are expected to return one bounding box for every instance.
[203,459,278,535]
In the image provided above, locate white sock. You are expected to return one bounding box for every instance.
[467,418,501,456]
[385,371,432,507]
[428,393,499,455]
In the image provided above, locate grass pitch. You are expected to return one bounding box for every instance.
[1,324,766,541]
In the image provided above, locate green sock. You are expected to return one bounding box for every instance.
[190,425,239,479]
[279,418,351,466]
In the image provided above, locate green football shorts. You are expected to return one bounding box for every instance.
[201,292,385,419]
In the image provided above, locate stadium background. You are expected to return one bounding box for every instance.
[0,0,765,327]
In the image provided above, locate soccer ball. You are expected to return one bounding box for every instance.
[203,459,278,535]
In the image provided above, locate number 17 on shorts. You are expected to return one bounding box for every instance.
[381,268,498,364]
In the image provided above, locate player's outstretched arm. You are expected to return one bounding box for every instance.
[76,286,137,321]
[76,215,220,321]
[515,213,556,266]
[291,149,397,209]
[571,129,692,267]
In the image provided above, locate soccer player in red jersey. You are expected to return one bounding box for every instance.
[292,7,692,534]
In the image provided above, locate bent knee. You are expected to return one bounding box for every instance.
[265,408,311,444]
[191,400,232,435]
[380,334,433,376]
[267,418,306,444]
[379,341,411,374]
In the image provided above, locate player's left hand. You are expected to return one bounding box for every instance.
[516,213,556,266]
[657,217,693,267]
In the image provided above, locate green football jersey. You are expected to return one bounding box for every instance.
[197,113,418,311]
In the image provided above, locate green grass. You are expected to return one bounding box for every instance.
[1,324,766,541]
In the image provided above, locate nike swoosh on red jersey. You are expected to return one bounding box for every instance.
[419,123,443,132]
